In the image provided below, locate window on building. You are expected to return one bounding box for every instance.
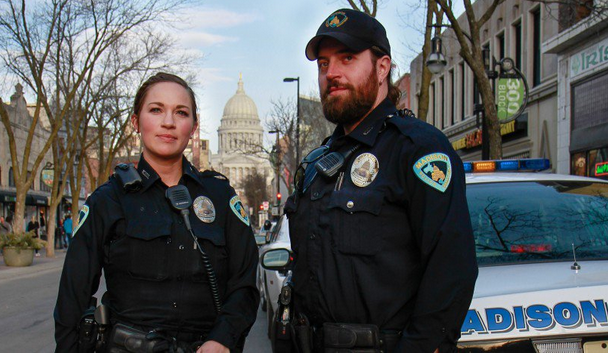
[532,7,542,87]
[450,69,455,126]
[496,32,505,60]
[513,20,522,70]
[460,62,466,121]
[440,75,445,130]
[8,167,14,187]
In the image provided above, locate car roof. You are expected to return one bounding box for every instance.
[465,172,608,185]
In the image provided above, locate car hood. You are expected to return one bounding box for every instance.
[460,260,608,342]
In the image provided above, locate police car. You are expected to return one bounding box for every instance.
[459,159,608,352]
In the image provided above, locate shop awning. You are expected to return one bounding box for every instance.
[0,190,49,206]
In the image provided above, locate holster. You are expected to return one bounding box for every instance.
[106,324,159,353]
[323,323,381,353]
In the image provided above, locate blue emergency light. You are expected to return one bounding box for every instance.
[463,158,551,173]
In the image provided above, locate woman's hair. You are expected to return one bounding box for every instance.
[132,72,198,122]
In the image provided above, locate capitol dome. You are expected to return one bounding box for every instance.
[222,75,259,120]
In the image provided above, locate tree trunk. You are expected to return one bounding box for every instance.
[418,0,437,123]
[45,202,58,257]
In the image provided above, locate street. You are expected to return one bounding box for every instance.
[0,251,271,353]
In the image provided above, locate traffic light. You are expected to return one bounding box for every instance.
[276,193,282,202]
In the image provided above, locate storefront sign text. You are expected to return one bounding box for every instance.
[596,162,608,177]
[452,120,517,151]
[570,37,608,78]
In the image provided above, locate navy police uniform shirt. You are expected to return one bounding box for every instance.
[54,155,259,352]
[284,98,478,352]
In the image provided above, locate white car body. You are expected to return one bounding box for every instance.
[258,215,291,335]
[460,172,608,352]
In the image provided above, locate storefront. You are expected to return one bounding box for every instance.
[449,114,530,161]
[569,68,608,180]
[0,189,50,228]
[544,15,608,179]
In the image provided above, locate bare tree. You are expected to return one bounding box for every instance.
[240,170,269,228]
[0,0,189,256]
[346,0,379,16]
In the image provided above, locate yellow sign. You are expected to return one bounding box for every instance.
[452,120,517,151]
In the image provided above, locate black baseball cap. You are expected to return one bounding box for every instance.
[305,8,391,61]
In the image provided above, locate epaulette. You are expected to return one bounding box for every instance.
[386,111,449,148]
[114,163,142,192]
[200,170,229,182]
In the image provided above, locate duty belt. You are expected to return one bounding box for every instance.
[311,323,401,353]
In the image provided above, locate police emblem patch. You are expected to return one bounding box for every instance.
[229,196,250,226]
[72,205,89,237]
[413,153,452,192]
[193,196,215,223]
[350,153,379,187]
[325,11,348,28]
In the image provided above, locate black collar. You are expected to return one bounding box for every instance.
[137,154,202,191]
[329,98,396,148]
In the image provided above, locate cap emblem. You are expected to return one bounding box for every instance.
[325,11,348,28]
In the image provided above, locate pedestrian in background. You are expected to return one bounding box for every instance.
[0,216,10,235]
[62,215,72,247]
[27,214,41,256]
[55,218,65,249]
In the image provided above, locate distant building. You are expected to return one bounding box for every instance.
[395,73,411,110]
[210,75,272,198]
[0,84,52,219]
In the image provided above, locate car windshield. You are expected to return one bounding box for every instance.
[467,180,608,266]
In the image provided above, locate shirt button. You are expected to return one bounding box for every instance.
[176,275,182,281]
[178,245,185,250]
[166,237,172,244]
[173,302,178,308]
[346,201,354,208]
[310,233,316,240]
[313,192,320,198]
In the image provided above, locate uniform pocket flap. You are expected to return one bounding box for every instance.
[328,189,384,215]
[191,222,226,247]
[126,221,171,240]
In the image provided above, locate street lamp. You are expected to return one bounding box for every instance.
[426,36,448,75]
[283,77,300,165]
[268,130,281,208]
[425,24,528,160]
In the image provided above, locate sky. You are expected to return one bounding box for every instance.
[173,0,430,154]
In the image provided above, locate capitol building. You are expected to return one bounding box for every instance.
[210,75,272,197]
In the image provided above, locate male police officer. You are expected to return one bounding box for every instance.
[283,9,478,353]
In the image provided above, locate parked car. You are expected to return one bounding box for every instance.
[258,215,290,337]
[459,159,608,352]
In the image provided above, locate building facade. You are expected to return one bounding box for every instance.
[210,75,272,197]
[543,13,608,180]
[410,0,560,165]
[1,84,52,224]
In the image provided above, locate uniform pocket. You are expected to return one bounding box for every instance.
[190,223,228,283]
[126,220,172,281]
[328,189,385,256]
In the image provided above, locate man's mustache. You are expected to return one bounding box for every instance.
[322,81,354,99]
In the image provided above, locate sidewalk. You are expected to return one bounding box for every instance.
[0,247,67,282]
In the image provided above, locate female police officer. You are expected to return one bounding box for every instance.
[54,73,259,353]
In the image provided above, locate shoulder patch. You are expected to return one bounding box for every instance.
[413,153,452,193]
[72,205,89,237]
[229,196,250,226]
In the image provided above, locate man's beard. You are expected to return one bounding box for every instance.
[321,68,379,125]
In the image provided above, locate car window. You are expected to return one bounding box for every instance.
[467,181,608,266]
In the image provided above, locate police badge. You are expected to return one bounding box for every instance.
[193,196,216,223]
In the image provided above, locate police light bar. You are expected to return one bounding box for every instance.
[463,159,551,173]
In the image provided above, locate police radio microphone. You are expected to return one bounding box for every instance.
[165,185,193,231]
[165,185,222,313]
